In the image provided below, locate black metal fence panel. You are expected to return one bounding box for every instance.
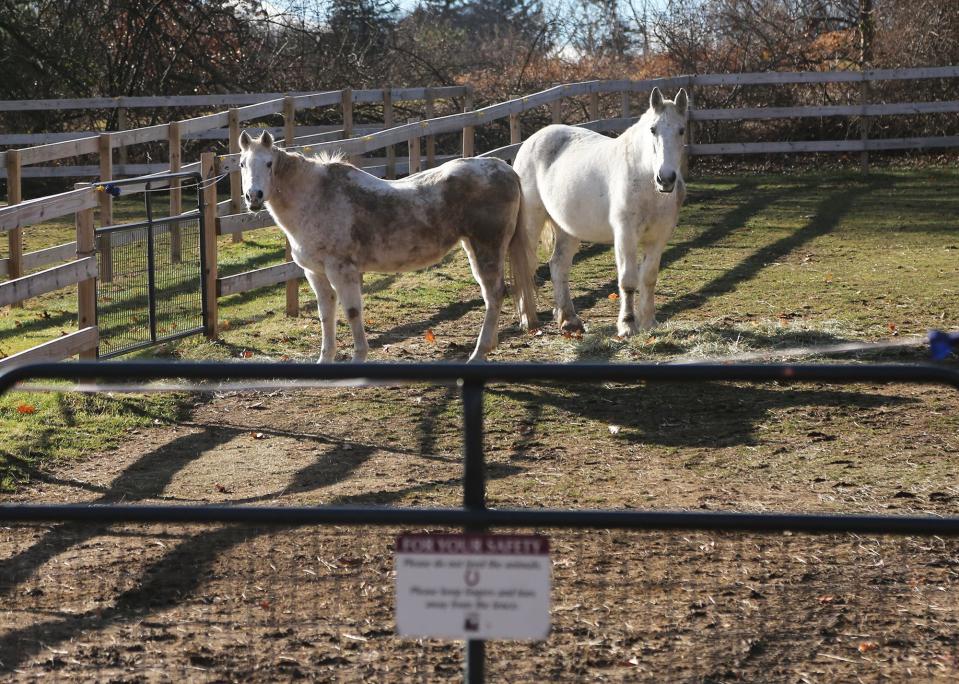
[94,175,206,358]
[1,524,956,682]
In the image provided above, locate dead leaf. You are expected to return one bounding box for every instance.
[858,641,879,653]
[241,350,254,358]
[214,483,229,493]
[252,432,266,440]
[424,329,436,344]
[824,273,834,283]
[17,403,36,415]
[608,292,619,300]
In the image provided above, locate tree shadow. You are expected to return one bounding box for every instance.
[494,380,915,450]
[0,454,523,673]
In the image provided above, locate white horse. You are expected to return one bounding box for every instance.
[514,87,689,337]
[238,130,538,362]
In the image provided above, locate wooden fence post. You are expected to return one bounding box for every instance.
[462,86,475,158]
[168,121,182,263]
[425,88,436,169]
[228,108,243,243]
[621,91,630,118]
[97,133,114,283]
[509,113,521,145]
[282,96,299,318]
[5,149,23,308]
[384,87,396,179]
[589,92,600,121]
[117,106,129,168]
[551,98,562,124]
[860,77,870,175]
[408,117,422,175]
[74,183,97,359]
[341,87,355,165]
[682,81,694,179]
[201,152,219,339]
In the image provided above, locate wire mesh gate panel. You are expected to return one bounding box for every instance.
[95,174,206,358]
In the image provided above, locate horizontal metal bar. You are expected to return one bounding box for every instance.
[1,361,957,396]
[1,504,957,535]
[100,171,201,188]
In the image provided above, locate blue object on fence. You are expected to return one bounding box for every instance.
[97,183,121,197]
[928,330,959,361]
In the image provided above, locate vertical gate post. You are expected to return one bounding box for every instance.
[408,118,422,175]
[588,91,599,122]
[201,152,219,339]
[621,90,630,119]
[461,378,487,684]
[425,88,436,169]
[384,87,396,179]
[75,184,97,360]
[98,133,114,283]
[168,121,183,263]
[5,149,23,308]
[282,97,300,318]
[462,86,475,158]
[228,108,244,243]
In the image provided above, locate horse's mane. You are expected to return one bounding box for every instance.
[275,147,355,178]
[313,150,348,165]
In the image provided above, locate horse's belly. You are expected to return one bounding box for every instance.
[359,239,455,274]
[549,198,614,244]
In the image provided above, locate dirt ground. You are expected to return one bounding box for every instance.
[2,375,958,682]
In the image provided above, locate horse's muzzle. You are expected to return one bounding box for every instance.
[656,171,677,194]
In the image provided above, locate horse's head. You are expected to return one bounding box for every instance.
[238,130,277,211]
[645,87,689,194]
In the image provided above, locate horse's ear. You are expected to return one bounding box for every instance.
[260,130,274,148]
[239,130,252,151]
[650,87,664,113]
[674,88,689,117]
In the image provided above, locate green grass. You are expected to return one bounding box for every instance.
[1,167,958,490]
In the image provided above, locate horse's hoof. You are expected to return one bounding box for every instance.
[617,320,640,337]
[560,319,585,334]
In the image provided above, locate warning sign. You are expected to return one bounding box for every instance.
[395,533,550,640]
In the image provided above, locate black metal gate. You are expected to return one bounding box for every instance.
[95,173,207,358]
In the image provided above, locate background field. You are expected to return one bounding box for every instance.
[1,166,958,681]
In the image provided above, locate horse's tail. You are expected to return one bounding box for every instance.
[508,195,540,330]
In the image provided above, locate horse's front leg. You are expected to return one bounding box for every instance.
[303,269,337,363]
[325,264,369,362]
[612,226,641,337]
[637,241,666,330]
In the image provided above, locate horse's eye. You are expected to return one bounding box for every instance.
[679,128,686,136]
[266,161,273,169]
[650,126,657,135]
[239,161,245,169]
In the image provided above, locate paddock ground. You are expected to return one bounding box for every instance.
[1,168,958,681]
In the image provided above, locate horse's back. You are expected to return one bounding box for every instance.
[514,124,619,242]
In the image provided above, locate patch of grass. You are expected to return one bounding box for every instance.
[0,389,187,491]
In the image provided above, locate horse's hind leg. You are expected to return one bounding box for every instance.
[549,229,584,333]
[325,263,369,362]
[462,239,507,362]
[304,268,338,362]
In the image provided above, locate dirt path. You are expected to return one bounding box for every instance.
[2,379,958,681]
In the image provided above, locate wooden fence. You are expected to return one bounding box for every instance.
[2,66,957,366]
